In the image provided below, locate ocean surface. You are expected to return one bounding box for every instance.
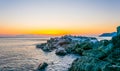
[0,37,112,71]
[0,37,79,71]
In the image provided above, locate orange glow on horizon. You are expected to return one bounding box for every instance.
[0,22,117,36]
[0,27,116,36]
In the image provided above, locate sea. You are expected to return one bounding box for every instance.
[0,37,112,71]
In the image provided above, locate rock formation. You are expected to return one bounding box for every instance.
[69,26,120,71]
[37,62,48,71]
[36,26,120,71]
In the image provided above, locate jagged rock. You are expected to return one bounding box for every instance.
[103,65,120,71]
[69,56,111,71]
[63,43,76,53]
[36,35,98,54]
[99,40,110,46]
[98,43,114,54]
[55,46,67,56]
[117,26,120,36]
[36,43,46,49]
[74,41,94,54]
[104,48,120,64]
[82,50,106,59]
[56,39,70,46]
[37,62,48,71]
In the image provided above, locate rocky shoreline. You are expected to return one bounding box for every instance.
[36,26,120,71]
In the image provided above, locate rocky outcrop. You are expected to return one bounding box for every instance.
[55,46,67,56]
[36,26,120,71]
[73,41,94,54]
[104,48,120,65]
[36,35,98,55]
[69,26,120,71]
[37,62,48,71]
[82,50,106,59]
[69,56,120,71]
[69,56,111,71]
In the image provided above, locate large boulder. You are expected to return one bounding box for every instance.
[37,62,48,71]
[55,46,67,56]
[117,26,120,36]
[69,56,111,71]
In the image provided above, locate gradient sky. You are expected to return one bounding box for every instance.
[0,0,120,36]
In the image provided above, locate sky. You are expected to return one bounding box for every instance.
[0,0,120,36]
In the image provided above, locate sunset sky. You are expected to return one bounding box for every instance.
[0,0,120,36]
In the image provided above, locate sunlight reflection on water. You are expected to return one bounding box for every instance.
[0,38,79,71]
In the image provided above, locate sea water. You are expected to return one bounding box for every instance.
[0,38,79,71]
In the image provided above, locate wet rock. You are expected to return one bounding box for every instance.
[37,62,48,71]
[55,46,67,56]
[69,56,111,71]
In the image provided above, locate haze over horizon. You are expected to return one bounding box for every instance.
[0,0,120,36]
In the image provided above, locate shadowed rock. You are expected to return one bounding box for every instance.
[82,50,106,59]
[55,46,67,56]
[37,62,48,71]
[69,56,111,71]
[98,43,114,55]
[104,48,120,64]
